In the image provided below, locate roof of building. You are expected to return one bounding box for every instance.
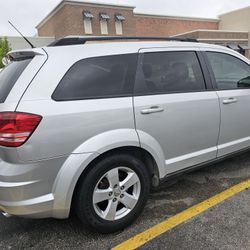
[172,29,249,37]
[65,0,135,8]
[171,29,249,43]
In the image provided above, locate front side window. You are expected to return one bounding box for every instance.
[206,52,250,90]
[135,51,206,95]
[53,54,137,101]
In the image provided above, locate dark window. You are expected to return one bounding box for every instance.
[207,52,250,90]
[53,54,137,101]
[0,59,31,103]
[135,51,206,95]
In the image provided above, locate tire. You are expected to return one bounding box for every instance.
[74,153,151,233]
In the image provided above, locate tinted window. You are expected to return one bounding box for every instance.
[207,52,250,90]
[0,59,31,103]
[53,54,137,101]
[135,51,206,95]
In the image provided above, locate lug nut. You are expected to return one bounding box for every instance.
[121,186,124,190]
[114,184,118,188]
[109,192,113,196]
[113,198,117,202]
[120,194,124,198]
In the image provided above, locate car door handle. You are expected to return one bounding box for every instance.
[223,98,238,105]
[141,106,164,115]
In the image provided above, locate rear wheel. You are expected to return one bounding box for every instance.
[74,154,151,233]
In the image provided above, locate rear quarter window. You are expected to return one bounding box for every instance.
[52,54,138,101]
[0,59,31,103]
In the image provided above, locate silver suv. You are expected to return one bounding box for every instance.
[0,37,250,233]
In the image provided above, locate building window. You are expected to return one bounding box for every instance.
[99,13,110,35]
[83,11,94,34]
[115,21,123,35]
[115,14,125,35]
[100,20,108,35]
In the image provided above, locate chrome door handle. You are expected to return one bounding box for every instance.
[141,106,164,115]
[223,98,238,104]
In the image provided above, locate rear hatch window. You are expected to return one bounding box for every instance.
[0,59,31,103]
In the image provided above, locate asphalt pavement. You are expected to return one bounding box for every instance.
[0,152,250,250]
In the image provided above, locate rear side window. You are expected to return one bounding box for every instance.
[53,54,137,101]
[135,51,206,95]
[0,59,31,103]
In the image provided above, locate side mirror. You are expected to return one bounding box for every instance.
[2,57,11,67]
[237,76,250,88]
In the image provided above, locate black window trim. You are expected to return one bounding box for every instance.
[133,50,211,97]
[52,53,139,102]
[202,50,250,91]
[197,51,214,90]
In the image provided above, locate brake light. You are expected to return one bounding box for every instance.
[0,112,42,147]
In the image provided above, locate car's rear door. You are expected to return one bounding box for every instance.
[15,52,138,162]
[204,50,250,157]
[133,47,220,176]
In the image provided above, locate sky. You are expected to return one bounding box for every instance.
[0,0,250,36]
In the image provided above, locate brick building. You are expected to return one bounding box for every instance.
[134,14,218,37]
[37,1,136,38]
[36,0,218,38]
[36,1,250,57]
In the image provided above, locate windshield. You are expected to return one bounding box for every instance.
[0,59,31,103]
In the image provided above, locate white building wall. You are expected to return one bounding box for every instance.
[219,7,250,31]
[1,36,55,50]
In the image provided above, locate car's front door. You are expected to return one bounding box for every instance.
[133,48,220,176]
[205,51,250,157]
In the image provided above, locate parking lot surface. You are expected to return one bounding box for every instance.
[0,152,250,250]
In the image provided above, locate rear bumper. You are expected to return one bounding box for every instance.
[0,156,67,218]
[0,194,54,218]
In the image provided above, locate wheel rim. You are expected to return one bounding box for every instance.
[92,166,141,221]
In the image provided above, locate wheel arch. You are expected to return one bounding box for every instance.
[73,146,160,192]
[52,146,162,219]
[52,129,166,219]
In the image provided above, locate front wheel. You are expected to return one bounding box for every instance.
[74,154,151,233]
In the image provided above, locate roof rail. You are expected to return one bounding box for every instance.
[48,36,198,47]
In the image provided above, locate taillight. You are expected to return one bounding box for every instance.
[0,112,42,147]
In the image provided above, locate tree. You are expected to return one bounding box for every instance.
[0,37,11,68]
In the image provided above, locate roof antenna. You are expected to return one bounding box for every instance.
[8,20,35,49]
